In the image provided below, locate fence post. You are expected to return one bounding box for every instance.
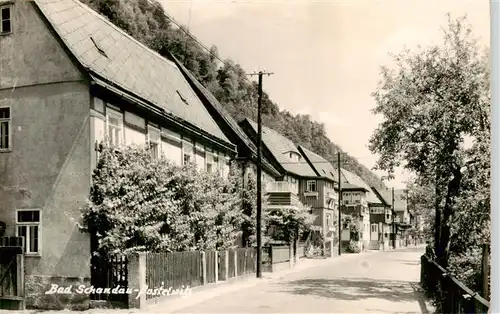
[234,250,238,277]
[225,250,229,280]
[289,244,293,268]
[243,249,247,274]
[201,251,207,285]
[127,252,146,309]
[215,251,219,283]
[16,253,25,310]
[482,243,490,300]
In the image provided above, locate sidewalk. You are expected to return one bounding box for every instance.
[146,251,377,313]
[14,245,426,314]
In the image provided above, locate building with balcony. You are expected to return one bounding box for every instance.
[339,169,381,251]
[298,145,340,254]
[370,187,395,249]
[239,119,336,252]
[393,189,413,244]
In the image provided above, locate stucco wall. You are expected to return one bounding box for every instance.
[0,81,91,277]
[0,1,83,89]
[0,0,90,285]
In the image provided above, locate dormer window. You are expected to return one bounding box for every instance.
[1,5,12,35]
[90,37,108,57]
[288,151,301,162]
[177,90,188,105]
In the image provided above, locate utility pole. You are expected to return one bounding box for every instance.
[337,152,342,256]
[247,71,273,278]
[392,187,395,249]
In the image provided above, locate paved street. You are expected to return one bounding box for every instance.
[164,246,433,314]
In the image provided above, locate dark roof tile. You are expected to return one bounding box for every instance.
[245,119,317,177]
[340,168,380,204]
[298,145,338,182]
[34,0,230,145]
[170,56,281,177]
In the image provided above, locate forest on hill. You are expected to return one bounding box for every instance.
[81,0,387,191]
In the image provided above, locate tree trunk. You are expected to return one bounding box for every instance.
[436,168,462,268]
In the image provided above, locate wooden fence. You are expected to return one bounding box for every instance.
[236,248,256,276]
[269,245,290,264]
[420,254,489,313]
[228,249,236,279]
[205,251,217,284]
[129,244,310,309]
[0,237,25,310]
[217,250,227,281]
[145,251,202,300]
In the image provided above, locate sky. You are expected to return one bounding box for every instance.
[159,0,490,189]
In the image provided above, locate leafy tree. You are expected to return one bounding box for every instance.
[81,144,244,255]
[267,202,315,244]
[405,176,436,240]
[236,163,272,247]
[369,15,489,268]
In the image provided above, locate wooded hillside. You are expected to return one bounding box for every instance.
[81,0,387,191]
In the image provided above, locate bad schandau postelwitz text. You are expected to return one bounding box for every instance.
[45,283,192,299]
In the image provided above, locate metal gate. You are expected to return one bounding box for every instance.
[90,252,128,306]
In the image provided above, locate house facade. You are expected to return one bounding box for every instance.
[0,0,237,309]
[339,169,380,251]
[370,187,394,249]
[239,119,337,253]
[170,53,281,185]
[339,183,370,252]
[393,189,412,245]
[298,146,339,255]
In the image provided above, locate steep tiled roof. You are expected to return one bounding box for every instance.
[169,54,281,177]
[393,189,408,212]
[298,146,338,182]
[371,187,391,206]
[34,0,230,145]
[342,183,368,191]
[244,119,316,177]
[340,168,380,204]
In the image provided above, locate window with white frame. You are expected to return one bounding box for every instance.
[371,224,378,233]
[1,5,12,35]
[213,152,219,172]
[0,107,10,150]
[194,143,205,171]
[16,209,41,255]
[182,138,194,165]
[106,108,123,146]
[223,155,231,179]
[217,152,225,177]
[148,125,160,158]
[161,128,182,165]
[306,180,317,192]
[205,147,214,173]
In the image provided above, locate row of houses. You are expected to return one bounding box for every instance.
[0,0,417,308]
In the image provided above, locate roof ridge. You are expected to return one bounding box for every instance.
[246,118,299,151]
[63,0,178,71]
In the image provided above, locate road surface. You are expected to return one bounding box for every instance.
[169,246,433,313]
